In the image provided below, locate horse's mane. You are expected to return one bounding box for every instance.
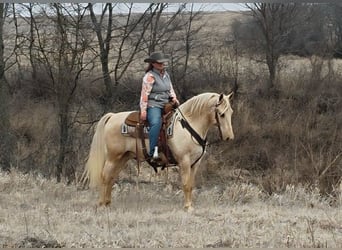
[180,92,219,118]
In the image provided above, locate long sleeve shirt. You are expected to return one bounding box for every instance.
[140,69,177,119]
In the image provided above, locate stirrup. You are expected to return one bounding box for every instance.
[150,157,165,173]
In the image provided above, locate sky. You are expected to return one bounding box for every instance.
[93,3,248,13]
[165,3,248,12]
[205,3,248,11]
[13,3,247,18]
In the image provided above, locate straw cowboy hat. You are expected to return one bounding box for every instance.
[144,51,170,63]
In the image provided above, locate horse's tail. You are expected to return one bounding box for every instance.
[85,113,113,189]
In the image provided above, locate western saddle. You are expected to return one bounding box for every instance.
[124,103,177,173]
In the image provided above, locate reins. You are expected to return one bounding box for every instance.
[175,99,227,167]
[176,107,208,168]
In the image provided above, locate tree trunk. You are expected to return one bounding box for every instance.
[266,53,276,90]
[0,3,12,172]
[248,3,300,95]
[101,53,113,99]
[56,104,73,183]
[28,3,37,81]
[88,3,114,103]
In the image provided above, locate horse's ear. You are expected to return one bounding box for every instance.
[227,91,234,101]
[219,93,224,102]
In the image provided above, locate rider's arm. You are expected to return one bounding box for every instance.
[140,72,155,120]
[169,82,179,106]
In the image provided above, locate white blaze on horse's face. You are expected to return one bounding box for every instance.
[215,92,234,140]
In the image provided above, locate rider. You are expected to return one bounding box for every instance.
[139,51,179,159]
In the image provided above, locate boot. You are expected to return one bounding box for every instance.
[152,146,159,159]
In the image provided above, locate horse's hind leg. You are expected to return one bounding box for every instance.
[99,159,116,206]
[99,155,130,206]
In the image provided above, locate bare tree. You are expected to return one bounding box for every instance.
[88,3,114,100]
[328,4,342,58]
[27,3,90,182]
[145,3,186,54]
[112,3,157,86]
[86,3,195,105]
[182,4,197,81]
[227,30,240,96]
[0,3,12,172]
[54,3,90,182]
[88,3,158,109]
[21,3,39,82]
[247,3,300,92]
[136,3,203,100]
[169,4,204,100]
[147,3,168,53]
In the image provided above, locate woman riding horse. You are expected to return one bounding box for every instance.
[140,51,179,159]
[84,90,234,211]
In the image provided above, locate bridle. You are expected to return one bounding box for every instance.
[214,99,229,140]
[176,98,229,167]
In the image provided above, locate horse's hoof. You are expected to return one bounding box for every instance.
[98,200,111,206]
[183,205,194,212]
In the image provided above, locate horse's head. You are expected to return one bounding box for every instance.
[214,92,234,140]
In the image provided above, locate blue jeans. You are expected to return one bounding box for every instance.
[147,107,163,156]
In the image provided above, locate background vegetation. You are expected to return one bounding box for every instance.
[0,3,341,197]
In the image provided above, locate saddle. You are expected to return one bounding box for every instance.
[124,103,174,128]
[123,103,178,173]
[125,112,144,127]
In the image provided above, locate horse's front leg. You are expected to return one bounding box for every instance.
[180,159,201,212]
[180,165,192,211]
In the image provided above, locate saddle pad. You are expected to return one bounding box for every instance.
[166,111,178,137]
[121,123,149,138]
[121,110,179,138]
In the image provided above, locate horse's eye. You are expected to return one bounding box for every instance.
[220,113,225,118]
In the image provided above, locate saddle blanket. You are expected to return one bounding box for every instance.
[121,124,149,137]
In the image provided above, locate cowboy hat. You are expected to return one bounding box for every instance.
[144,51,170,63]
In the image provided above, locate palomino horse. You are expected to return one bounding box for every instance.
[84,92,234,211]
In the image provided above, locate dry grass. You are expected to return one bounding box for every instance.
[9,97,59,176]
[0,169,341,248]
[2,10,342,247]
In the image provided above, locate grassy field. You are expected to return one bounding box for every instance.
[1,8,341,248]
[0,169,341,248]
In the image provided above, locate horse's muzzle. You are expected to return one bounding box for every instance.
[224,134,234,140]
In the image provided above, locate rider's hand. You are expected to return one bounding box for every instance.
[172,98,180,108]
[140,110,147,121]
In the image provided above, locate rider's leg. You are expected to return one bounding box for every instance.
[147,107,162,157]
